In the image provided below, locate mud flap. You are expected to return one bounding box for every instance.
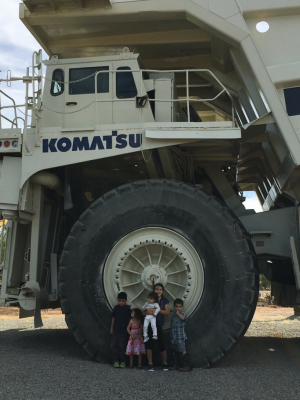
[31,286,43,328]
[18,281,44,328]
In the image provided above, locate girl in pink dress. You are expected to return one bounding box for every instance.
[126,308,146,368]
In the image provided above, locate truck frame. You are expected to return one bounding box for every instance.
[1,0,300,367]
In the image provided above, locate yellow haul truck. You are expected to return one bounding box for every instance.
[1,0,300,367]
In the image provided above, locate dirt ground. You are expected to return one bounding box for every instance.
[0,304,295,321]
[252,305,295,321]
[0,306,64,320]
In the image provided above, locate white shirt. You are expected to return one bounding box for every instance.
[143,301,160,316]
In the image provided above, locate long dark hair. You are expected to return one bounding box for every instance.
[153,283,165,306]
[132,308,144,325]
[153,283,164,294]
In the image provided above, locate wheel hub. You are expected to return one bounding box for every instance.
[103,227,204,329]
[141,264,168,289]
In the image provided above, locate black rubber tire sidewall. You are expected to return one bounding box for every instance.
[59,179,258,367]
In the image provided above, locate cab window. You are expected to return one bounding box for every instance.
[50,69,64,96]
[69,66,109,95]
[284,87,300,116]
[116,67,137,99]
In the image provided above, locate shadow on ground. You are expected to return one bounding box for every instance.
[1,326,300,399]
[1,326,300,368]
[217,336,300,369]
[0,327,86,359]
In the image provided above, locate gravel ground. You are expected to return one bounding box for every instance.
[0,308,300,400]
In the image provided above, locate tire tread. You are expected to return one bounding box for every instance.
[58,179,258,367]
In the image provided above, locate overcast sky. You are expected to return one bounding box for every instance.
[0,1,41,127]
[244,191,262,212]
[0,1,262,212]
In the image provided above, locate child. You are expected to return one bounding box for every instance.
[169,298,191,372]
[143,283,169,372]
[142,292,160,342]
[110,292,131,368]
[126,308,146,368]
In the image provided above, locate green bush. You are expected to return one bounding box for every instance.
[0,226,6,264]
[259,274,271,290]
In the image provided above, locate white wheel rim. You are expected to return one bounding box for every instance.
[103,227,204,329]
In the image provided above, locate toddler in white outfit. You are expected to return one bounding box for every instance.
[142,292,160,342]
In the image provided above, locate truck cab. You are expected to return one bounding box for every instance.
[42,51,156,129]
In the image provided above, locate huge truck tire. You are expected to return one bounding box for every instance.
[59,179,258,367]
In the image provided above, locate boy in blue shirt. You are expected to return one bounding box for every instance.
[169,298,191,372]
[110,292,131,368]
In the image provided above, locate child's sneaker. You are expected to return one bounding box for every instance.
[113,362,119,368]
[153,336,158,340]
[162,363,168,371]
[120,362,126,368]
[148,363,154,372]
[144,336,149,342]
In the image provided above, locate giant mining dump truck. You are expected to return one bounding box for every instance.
[1,0,300,367]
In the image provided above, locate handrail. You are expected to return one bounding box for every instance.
[0,90,18,128]
[186,70,190,122]
[0,49,42,154]
[0,104,26,110]
[32,50,43,146]
[12,116,25,128]
[0,69,34,153]
[23,66,31,153]
[94,68,235,127]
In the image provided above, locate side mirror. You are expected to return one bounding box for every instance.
[136,96,148,108]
